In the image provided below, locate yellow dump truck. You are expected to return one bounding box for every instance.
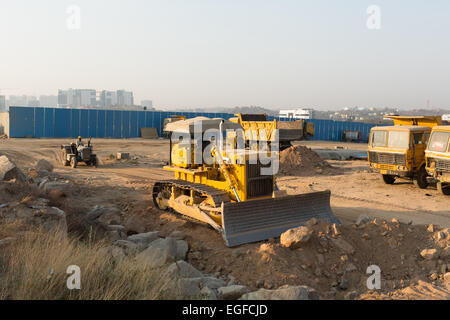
[425,126,450,195]
[368,116,441,188]
[229,114,315,151]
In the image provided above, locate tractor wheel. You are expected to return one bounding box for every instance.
[70,157,77,169]
[61,151,70,166]
[413,166,429,189]
[93,157,98,168]
[437,182,450,195]
[381,174,395,185]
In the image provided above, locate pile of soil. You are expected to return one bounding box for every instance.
[181,217,450,300]
[279,146,337,176]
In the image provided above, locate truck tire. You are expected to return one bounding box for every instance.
[381,174,395,184]
[437,182,450,195]
[413,166,429,189]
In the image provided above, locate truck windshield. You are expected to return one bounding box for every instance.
[428,131,450,152]
[372,131,387,147]
[387,131,409,148]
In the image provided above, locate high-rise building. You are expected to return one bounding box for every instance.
[0,95,6,111]
[100,91,118,107]
[58,89,97,107]
[116,90,134,106]
[39,95,58,107]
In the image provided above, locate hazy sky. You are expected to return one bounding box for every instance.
[1,0,449,110]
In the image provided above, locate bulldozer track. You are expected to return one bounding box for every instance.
[153,179,231,207]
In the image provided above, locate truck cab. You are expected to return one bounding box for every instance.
[368,126,431,187]
[425,126,450,195]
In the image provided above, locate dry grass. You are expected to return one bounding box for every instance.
[0,230,175,300]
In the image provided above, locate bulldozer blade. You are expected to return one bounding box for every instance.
[221,190,339,247]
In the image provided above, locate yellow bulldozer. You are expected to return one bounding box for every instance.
[152,117,339,247]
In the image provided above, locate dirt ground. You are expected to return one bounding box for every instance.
[1,137,449,299]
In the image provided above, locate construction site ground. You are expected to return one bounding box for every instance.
[1,138,449,300]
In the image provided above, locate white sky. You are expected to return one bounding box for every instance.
[0,0,449,110]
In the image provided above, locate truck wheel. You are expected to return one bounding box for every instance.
[437,182,450,195]
[70,157,77,169]
[413,166,429,189]
[381,174,395,184]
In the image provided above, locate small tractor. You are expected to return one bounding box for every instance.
[61,137,98,168]
[153,117,339,247]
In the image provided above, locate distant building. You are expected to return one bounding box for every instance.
[116,90,134,107]
[7,95,28,107]
[39,95,58,107]
[141,100,153,110]
[0,95,6,111]
[100,91,118,107]
[279,109,314,120]
[58,89,97,107]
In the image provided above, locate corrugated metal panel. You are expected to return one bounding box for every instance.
[8,106,382,140]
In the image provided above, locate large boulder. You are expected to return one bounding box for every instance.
[35,159,53,173]
[218,285,250,300]
[280,226,313,249]
[240,285,319,300]
[135,237,188,268]
[127,232,160,250]
[32,207,68,236]
[0,156,26,182]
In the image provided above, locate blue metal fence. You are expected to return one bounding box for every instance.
[8,106,378,141]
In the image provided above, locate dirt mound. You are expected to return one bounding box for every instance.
[181,217,450,300]
[279,146,338,176]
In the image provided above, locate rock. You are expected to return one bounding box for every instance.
[421,248,439,260]
[200,286,218,300]
[355,214,372,226]
[176,239,189,260]
[127,232,160,250]
[339,278,350,291]
[280,226,313,249]
[33,207,68,236]
[391,218,400,224]
[362,233,371,240]
[305,218,318,228]
[178,277,226,299]
[124,215,146,234]
[43,181,68,194]
[170,230,186,240]
[317,254,325,265]
[0,237,16,248]
[427,225,436,232]
[435,232,447,241]
[164,261,204,279]
[35,159,53,173]
[113,240,139,255]
[345,291,359,300]
[136,237,186,268]
[109,245,126,262]
[444,272,450,283]
[240,285,319,300]
[0,156,26,182]
[86,205,123,226]
[331,238,355,255]
[218,285,250,300]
